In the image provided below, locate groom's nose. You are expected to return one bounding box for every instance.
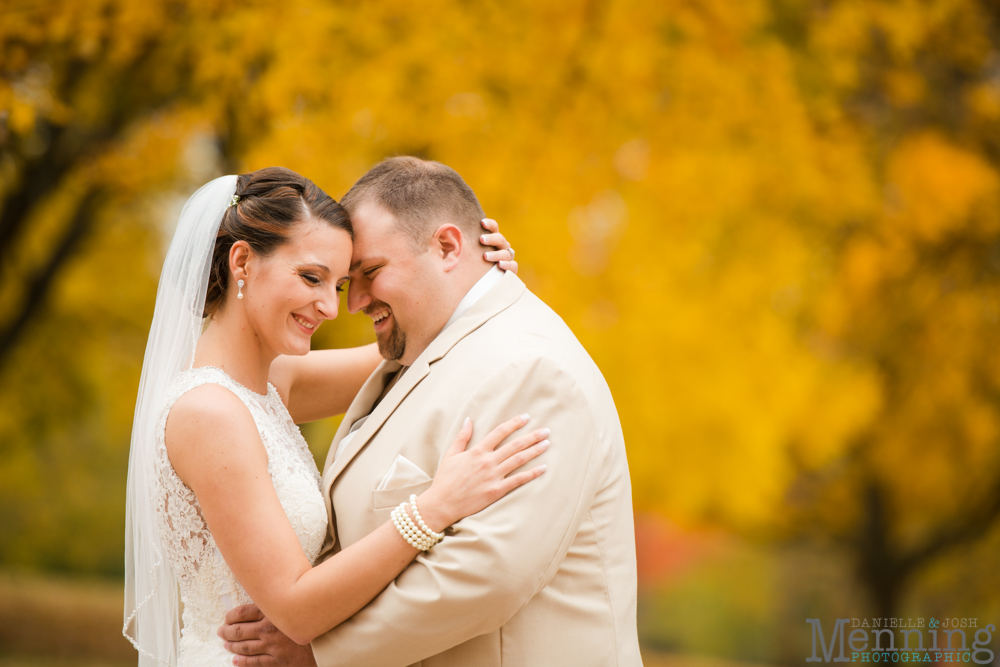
[347,280,370,315]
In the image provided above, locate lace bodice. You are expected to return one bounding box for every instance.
[154,367,327,667]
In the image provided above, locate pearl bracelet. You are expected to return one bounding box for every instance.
[392,503,431,551]
[391,501,442,551]
[409,494,446,541]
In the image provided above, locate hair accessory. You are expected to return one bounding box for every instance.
[228,194,240,208]
[237,279,244,299]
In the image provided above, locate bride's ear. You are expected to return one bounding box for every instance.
[229,241,252,280]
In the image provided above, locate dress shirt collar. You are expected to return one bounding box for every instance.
[442,266,505,332]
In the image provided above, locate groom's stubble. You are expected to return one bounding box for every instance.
[365,297,407,360]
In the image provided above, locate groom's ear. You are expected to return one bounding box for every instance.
[432,224,464,271]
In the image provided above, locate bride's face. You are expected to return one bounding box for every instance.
[241,218,352,357]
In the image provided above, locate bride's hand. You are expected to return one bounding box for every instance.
[416,415,548,531]
[481,218,518,274]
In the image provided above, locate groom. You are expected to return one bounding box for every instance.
[221,157,642,666]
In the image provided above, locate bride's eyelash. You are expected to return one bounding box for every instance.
[300,273,320,285]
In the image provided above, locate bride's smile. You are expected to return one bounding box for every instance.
[292,313,315,330]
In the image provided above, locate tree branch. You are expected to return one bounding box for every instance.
[0,189,100,365]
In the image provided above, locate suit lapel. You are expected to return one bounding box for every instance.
[322,359,429,492]
[320,359,399,524]
[323,272,528,494]
[322,360,400,472]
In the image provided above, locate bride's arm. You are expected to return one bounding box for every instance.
[165,384,547,645]
[270,219,518,424]
[269,344,382,424]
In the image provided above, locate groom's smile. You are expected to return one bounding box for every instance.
[369,306,391,328]
[361,297,405,360]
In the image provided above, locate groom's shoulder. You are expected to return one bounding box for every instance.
[481,287,577,347]
[468,286,603,383]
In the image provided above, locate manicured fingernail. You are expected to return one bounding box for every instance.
[539,440,550,449]
[539,464,547,472]
[520,413,530,422]
[539,428,551,438]
[485,252,494,260]
[464,417,471,427]
[481,235,488,243]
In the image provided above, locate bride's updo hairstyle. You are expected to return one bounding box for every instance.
[203,166,352,318]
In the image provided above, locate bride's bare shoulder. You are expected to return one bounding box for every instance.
[164,384,265,482]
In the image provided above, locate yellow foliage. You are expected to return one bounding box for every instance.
[887,133,1000,241]
[0,0,999,595]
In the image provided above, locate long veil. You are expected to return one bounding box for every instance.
[123,175,237,666]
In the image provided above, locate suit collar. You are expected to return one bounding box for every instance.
[423,270,525,365]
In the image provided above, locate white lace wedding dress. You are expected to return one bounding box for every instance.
[154,366,328,667]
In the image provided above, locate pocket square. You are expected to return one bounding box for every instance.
[377,454,432,492]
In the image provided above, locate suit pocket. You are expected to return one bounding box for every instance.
[372,479,434,510]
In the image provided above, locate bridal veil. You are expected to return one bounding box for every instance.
[123,175,237,666]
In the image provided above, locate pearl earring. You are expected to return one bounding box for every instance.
[237,279,245,299]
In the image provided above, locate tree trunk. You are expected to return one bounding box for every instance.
[857,482,904,620]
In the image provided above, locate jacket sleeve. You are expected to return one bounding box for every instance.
[311,356,606,667]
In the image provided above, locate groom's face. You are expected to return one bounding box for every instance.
[347,201,450,365]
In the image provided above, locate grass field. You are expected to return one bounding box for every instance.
[0,571,134,666]
[0,570,766,667]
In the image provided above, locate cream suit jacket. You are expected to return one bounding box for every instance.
[312,272,642,667]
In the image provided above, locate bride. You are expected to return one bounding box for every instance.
[123,167,547,666]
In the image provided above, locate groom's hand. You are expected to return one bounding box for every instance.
[218,604,317,667]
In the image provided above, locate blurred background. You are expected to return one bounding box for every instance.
[2,0,1000,665]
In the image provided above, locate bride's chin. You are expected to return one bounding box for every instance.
[284,341,312,356]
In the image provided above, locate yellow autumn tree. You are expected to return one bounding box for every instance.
[2,0,999,623]
[778,0,1000,618]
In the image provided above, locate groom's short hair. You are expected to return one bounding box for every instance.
[340,156,486,251]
